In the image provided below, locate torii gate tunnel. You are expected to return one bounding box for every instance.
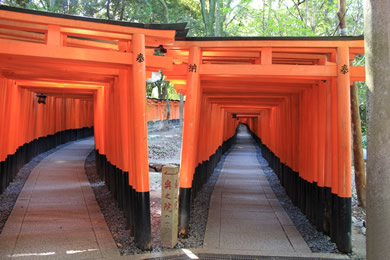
[0,6,365,253]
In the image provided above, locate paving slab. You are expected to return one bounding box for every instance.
[204,126,311,254]
[0,138,119,259]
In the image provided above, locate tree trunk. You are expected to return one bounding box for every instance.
[350,82,367,208]
[179,93,184,130]
[215,0,222,36]
[337,0,347,36]
[157,83,162,99]
[207,0,217,36]
[163,81,170,129]
[262,0,265,34]
[200,0,217,36]
[119,0,126,21]
[106,0,111,20]
[159,0,170,23]
[364,0,390,258]
[200,0,209,34]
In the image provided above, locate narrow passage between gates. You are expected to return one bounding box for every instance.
[0,138,119,259]
[204,125,311,254]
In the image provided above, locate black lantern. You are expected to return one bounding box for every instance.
[151,45,167,56]
[158,45,167,54]
[37,94,47,104]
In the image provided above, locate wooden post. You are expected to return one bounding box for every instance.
[350,81,366,208]
[178,46,201,236]
[131,33,152,250]
[161,165,179,248]
[335,46,352,253]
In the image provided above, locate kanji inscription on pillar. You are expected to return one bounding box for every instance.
[161,165,179,248]
[340,64,349,74]
[188,63,197,72]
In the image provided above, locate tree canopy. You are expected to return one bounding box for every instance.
[3,0,364,37]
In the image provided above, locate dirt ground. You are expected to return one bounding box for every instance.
[148,124,183,251]
[351,168,367,258]
[148,124,182,166]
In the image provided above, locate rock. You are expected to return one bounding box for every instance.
[353,221,364,227]
[149,164,163,172]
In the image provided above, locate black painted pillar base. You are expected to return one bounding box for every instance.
[247,127,353,254]
[178,187,191,237]
[323,187,332,235]
[336,197,352,253]
[178,129,239,238]
[135,191,152,250]
[95,152,152,250]
[0,127,93,195]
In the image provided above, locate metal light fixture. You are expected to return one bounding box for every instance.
[158,44,167,54]
[37,93,47,104]
[149,45,167,56]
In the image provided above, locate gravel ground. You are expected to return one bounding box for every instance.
[0,142,70,234]
[253,143,339,253]
[253,139,367,255]
[148,125,182,165]
[351,168,366,235]
[84,150,141,255]
[84,125,227,255]
[181,153,228,248]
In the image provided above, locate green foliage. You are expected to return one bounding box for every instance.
[357,81,367,148]
[3,0,364,37]
[353,55,367,148]
[147,75,180,100]
[146,83,154,97]
[167,82,180,100]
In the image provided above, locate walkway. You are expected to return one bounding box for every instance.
[0,138,119,259]
[203,126,311,254]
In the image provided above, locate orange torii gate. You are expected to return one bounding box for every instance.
[0,5,184,249]
[0,5,366,253]
[165,38,365,253]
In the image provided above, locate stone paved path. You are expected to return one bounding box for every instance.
[204,126,311,254]
[0,138,119,259]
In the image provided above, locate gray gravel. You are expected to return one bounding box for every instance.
[84,148,228,255]
[253,142,339,253]
[180,153,228,248]
[84,150,141,255]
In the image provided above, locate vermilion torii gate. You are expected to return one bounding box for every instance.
[0,5,184,249]
[0,5,365,253]
[165,38,365,253]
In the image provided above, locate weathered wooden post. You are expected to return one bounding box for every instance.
[161,165,179,248]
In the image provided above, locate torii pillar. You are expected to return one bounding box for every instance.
[178,46,202,236]
[364,1,390,259]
